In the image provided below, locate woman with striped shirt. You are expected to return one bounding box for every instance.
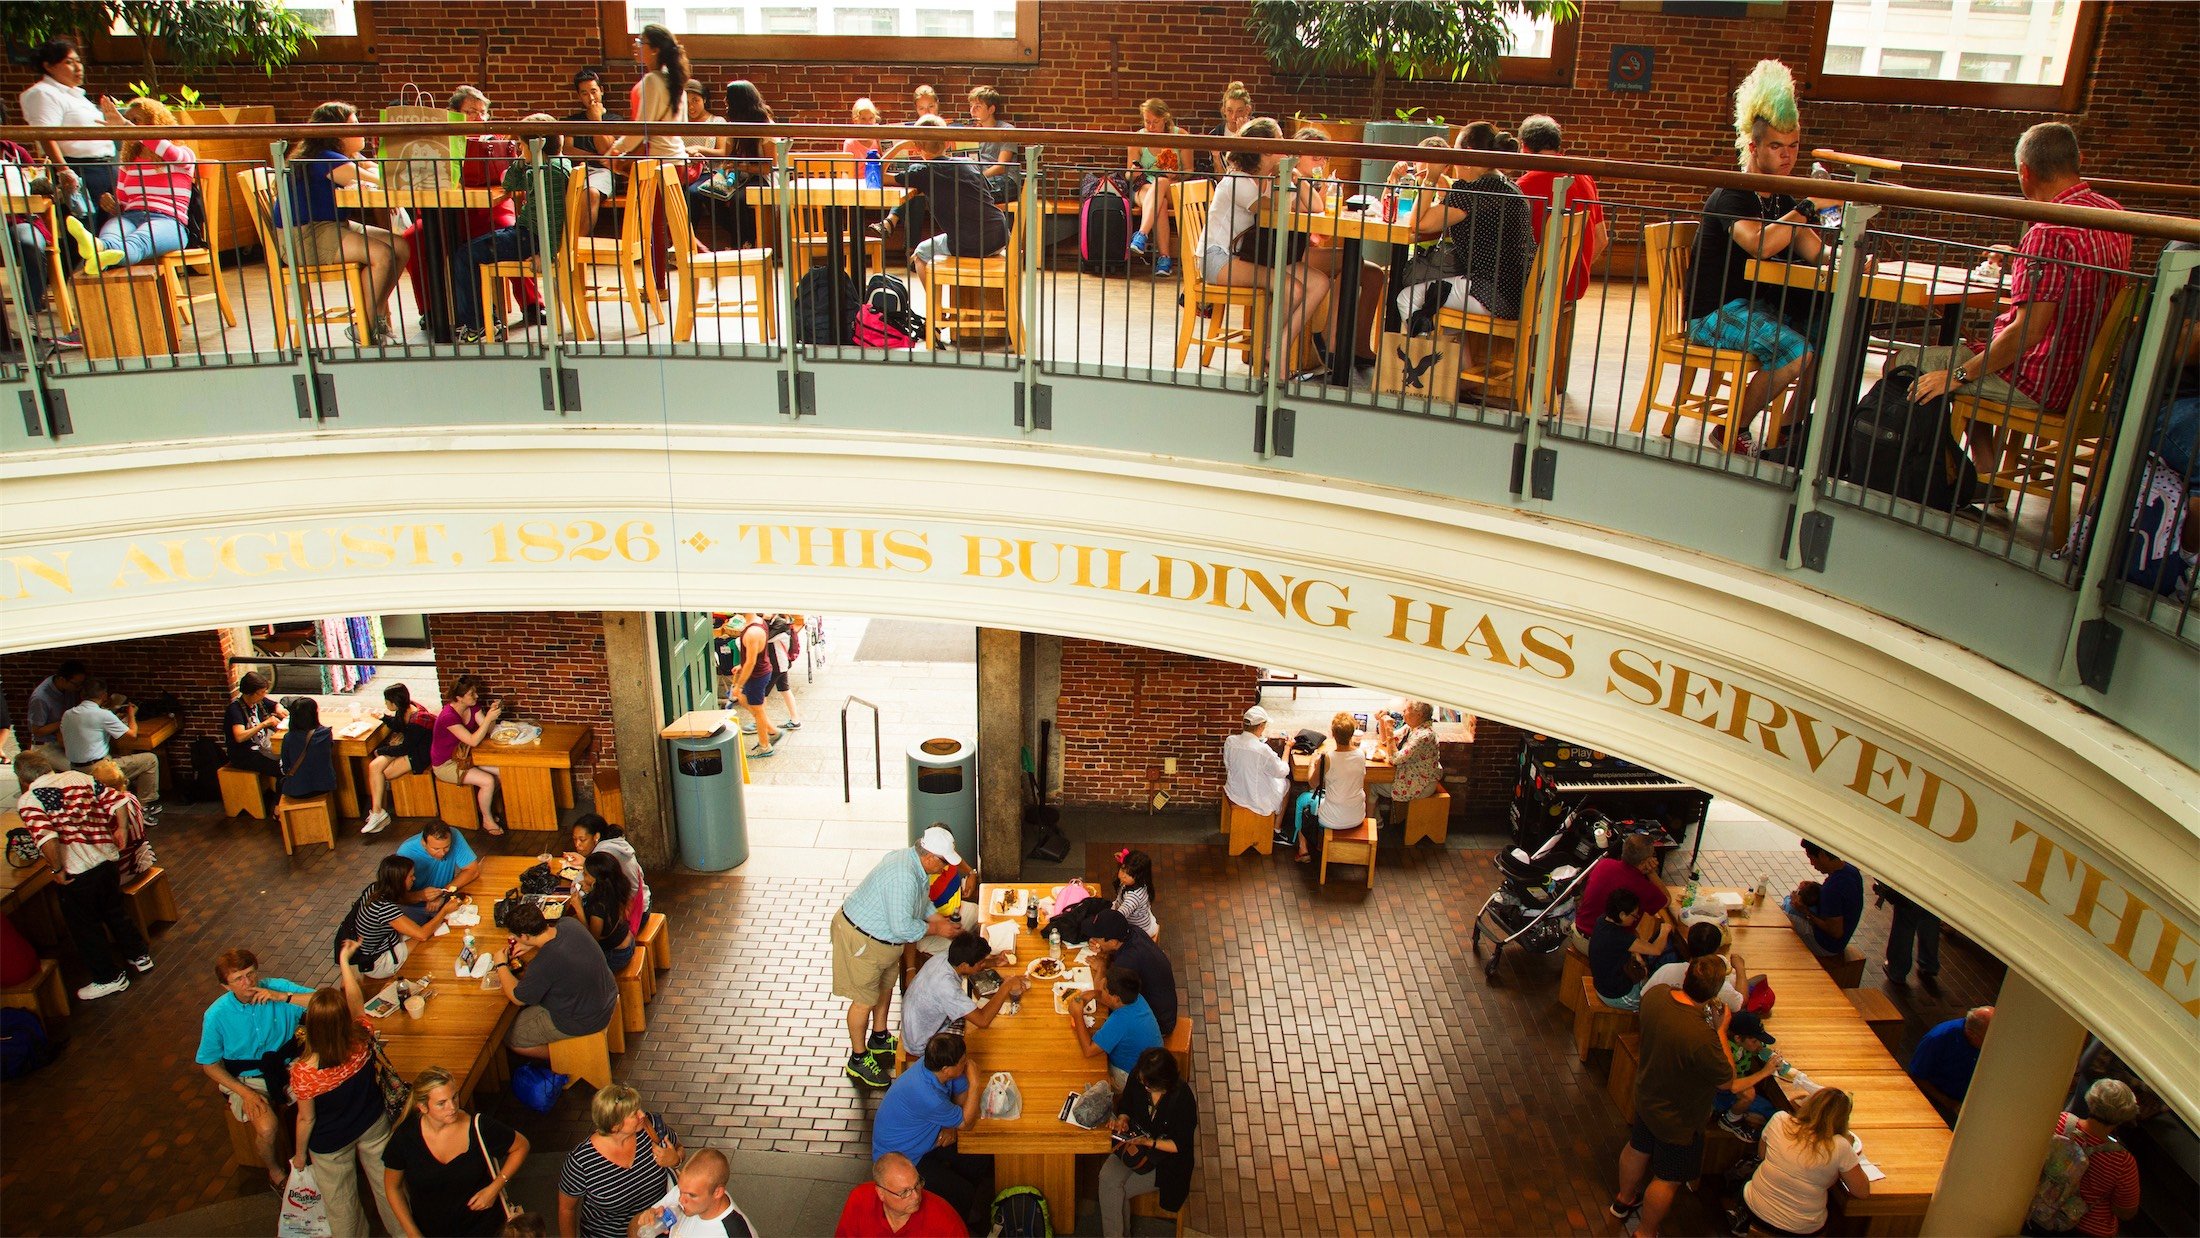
[557,1085,680,1238]
[353,853,461,978]
[86,96,196,267]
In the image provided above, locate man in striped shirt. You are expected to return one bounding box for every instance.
[1904,123,2130,481]
[15,749,151,1000]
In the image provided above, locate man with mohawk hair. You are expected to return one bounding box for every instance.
[1680,60,1839,454]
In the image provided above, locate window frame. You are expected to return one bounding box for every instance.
[1490,16,1580,88]
[93,0,378,67]
[597,0,1039,64]
[1800,0,2103,111]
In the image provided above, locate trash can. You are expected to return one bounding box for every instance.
[907,736,976,864]
[662,712,748,872]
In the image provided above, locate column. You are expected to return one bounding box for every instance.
[601,612,672,870]
[975,627,1026,879]
[1919,969,2087,1236]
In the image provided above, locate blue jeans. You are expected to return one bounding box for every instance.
[2152,395,2199,489]
[448,227,536,333]
[95,211,188,265]
[8,222,46,309]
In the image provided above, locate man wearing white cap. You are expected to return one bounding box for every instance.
[833,825,966,1087]
[1223,706,1292,825]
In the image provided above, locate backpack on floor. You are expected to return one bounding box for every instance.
[1831,365,1980,512]
[0,1006,53,1080]
[1078,173,1131,276]
[2028,1122,2096,1233]
[855,273,926,348]
[990,1185,1052,1238]
[794,262,860,345]
[189,736,227,804]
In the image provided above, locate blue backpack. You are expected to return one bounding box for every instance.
[990,1185,1051,1238]
[0,1007,53,1080]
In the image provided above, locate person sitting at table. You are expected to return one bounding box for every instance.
[834,1152,966,1238]
[22,659,87,771]
[382,1064,531,1238]
[1515,114,1610,306]
[354,853,462,978]
[70,96,193,271]
[1589,888,1669,1011]
[1223,705,1291,829]
[2036,1078,2143,1237]
[895,115,1009,292]
[282,101,411,347]
[362,682,435,835]
[442,85,546,331]
[291,940,405,1238]
[1369,701,1439,826]
[650,1147,756,1238]
[1295,125,1389,372]
[1681,60,1831,454]
[1126,98,1188,277]
[1070,967,1164,1091]
[566,851,638,971]
[1712,1010,1785,1143]
[1644,920,1750,1014]
[1907,1005,1994,1120]
[873,1032,990,1233]
[16,749,149,1000]
[563,69,626,232]
[495,902,619,1061]
[1394,122,1532,337]
[1785,839,1864,957]
[1289,710,1366,863]
[448,125,573,345]
[901,931,1027,1050]
[430,675,507,835]
[1201,118,1333,383]
[1610,956,1735,1238]
[197,947,312,1186]
[394,821,480,921]
[1901,122,2130,487]
[1191,80,1255,177]
[571,812,650,936]
[1572,834,1674,950]
[961,86,1019,203]
[844,98,886,159]
[1101,1047,1198,1238]
[833,828,966,1088]
[687,80,775,251]
[556,1084,680,1238]
[279,696,339,801]
[1735,1086,1869,1237]
[1083,908,1178,1036]
[61,677,160,819]
[225,671,287,781]
[683,79,729,162]
[1112,848,1158,938]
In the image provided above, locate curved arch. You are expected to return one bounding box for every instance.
[4,426,2196,1121]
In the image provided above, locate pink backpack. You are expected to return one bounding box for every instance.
[851,304,917,349]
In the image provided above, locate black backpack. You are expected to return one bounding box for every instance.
[862,273,927,342]
[989,1185,1052,1238]
[1047,896,1109,946]
[333,884,378,968]
[794,262,860,345]
[1832,365,1981,512]
[0,1007,52,1080]
[189,736,227,803]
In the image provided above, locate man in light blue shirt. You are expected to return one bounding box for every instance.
[834,826,964,1088]
[196,947,313,1186]
[60,679,161,819]
[394,822,480,922]
[1072,967,1163,1089]
[902,931,1029,1050]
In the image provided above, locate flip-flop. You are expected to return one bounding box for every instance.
[482,822,507,836]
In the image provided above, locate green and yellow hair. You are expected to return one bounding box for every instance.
[1733,59,1800,169]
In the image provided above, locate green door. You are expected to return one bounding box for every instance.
[655,612,719,724]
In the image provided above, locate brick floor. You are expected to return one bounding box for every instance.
[2,805,2005,1236]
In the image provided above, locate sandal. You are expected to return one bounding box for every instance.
[748,745,776,759]
[482,820,507,836]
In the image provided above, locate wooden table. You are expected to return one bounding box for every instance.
[746,178,908,325]
[335,184,498,342]
[378,855,551,1102]
[1265,202,1422,387]
[0,810,55,926]
[1746,257,2010,415]
[272,711,383,820]
[472,723,594,832]
[958,882,1113,1227]
[114,714,181,802]
[1290,743,1395,786]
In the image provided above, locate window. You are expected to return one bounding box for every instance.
[631,6,667,24]
[602,1,1038,63]
[99,0,376,65]
[1489,14,1580,86]
[1804,0,2101,109]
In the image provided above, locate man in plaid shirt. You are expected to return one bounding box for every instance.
[1903,123,2130,482]
[15,749,151,1000]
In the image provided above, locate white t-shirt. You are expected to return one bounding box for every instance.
[1222,730,1289,816]
[1743,1112,1860,1234]
[1645,960,1744,1013]
[1314,747,1368,829]
[20,76,114,158]
[1202,173,1264,255]
[654,1184,756,1237]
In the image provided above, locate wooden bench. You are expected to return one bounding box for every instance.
[1402,786,1451,846]
[1823,945,1867,990]
[1846,987,1903,1031]
[1129,1191,1188,1236]
[616,951,651,1034]
[218,766,271,819]
[1220,799,1275,857]
[1574,976,1635,1064]
[1558,943,1590,1014]
[1163,1017,1192,1081]
[547,992,627,1090]
[1319,818,1378,887]
[0,957,68,1029]
[639,913,671,971]
[275,794,336,854]
[390,770,439,819]
[225,1104,265,1172]
[435,777,481,830]
[123,866,178,941]
[1607,1032,1641,1123]
[594,766,625,828]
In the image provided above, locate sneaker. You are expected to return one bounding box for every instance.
[1717,1111,1761,1143]
[453,326,485,345]
[361,809,393,834]
[781,720,803,731]
[1154,255,1175,278]
[747,745,775,759]
[867,1029,898,1054]
[43,331,82,351]
[845,1052,891,1088]
[76,975,130,1001]
[141,801,162,824]
[1608,1197,1641,1222]
[128,954,156,973]
[739,722,757,735]
[1129,230,1150,258]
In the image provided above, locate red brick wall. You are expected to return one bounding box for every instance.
[429,611,613,802]
[1055,639,1259,810]
[1449,718,1528,829]
[3,629,238,787]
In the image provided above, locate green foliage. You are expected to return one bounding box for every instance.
[1393,106,1446,127]
[1247,0,1579,115]
[0,1,315,91]
[124,79,202,107]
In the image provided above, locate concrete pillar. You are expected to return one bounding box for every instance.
[1920,969,2088,1236]
[602,612,673,871]
[975,627,1026,880]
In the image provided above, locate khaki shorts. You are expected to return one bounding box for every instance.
[433,759,464,784]
[831,913,902,1003]
[225,1073,271,1122]
[508,1004,563,1050]
[294,219,399,266]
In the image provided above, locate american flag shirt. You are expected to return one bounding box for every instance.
[16,771,127,875]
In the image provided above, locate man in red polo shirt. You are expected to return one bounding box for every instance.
[834,1153,967,1237]
[1514,114,1610,304]
[1903,122,2130,481]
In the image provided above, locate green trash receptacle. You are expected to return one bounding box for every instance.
[907,736,976,865]
[664,714,748,872]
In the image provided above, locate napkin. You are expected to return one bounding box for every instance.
[446,905,482,928]
[1858,1158,1886,1183]
[456,954,495,979]
[984,921,1019,953]
[432,921,451,937]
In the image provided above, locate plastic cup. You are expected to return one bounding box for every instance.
[403,995,427,1019]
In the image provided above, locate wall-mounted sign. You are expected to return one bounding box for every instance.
[1610,44,1655,93]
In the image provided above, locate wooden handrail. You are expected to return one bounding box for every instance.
[1814,147,2200,203]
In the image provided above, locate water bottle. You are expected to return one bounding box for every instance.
[1807,162,1843,228]
[1048,928,1062,961]
[460,928,476,970]
[863,150,883,190]
[1682,871,1700,908]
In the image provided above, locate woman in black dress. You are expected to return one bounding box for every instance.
[381,1066,531,1238]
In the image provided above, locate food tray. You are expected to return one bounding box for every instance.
[988,888,1030,919]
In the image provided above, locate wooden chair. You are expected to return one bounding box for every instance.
[639,912,671,970]
[1402,786,1451,847]
[159,179,237,328]
[478,164,590,339]
[593,766,625,828]
[276,794,336,854]
[1437,211,1586,411]
[1628,220,1790,451]
[238,166,372,351]
[1948,284,2141,546]
[570,158,663,336]
[0,200,76,333]
[0,957,68,1029]
[1221,798,1275,857]
[1319,816,1378,887]
[123,865,178,941]
[547,993,626,1090]
[1162,1018,1192,1080]
[224,1104,264,1171]
[435,777,481,830]
[921,214,1021,352]
[1846,987,1902,1032]
[656,163,777,345]
[1171,180,1269,376]
[390,770,439,818]
[1574,976,1635,1063]
[218,765,272,819]
[1608,1032,1641,1122]
[1130,1192,1188,1237]
[790,155,884,276]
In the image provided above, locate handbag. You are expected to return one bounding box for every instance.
[693,167,758,203]
[368,1031,408,1123]
[1231,220,1308,268]
[474,1114,521,1221]
[517,863,559,895]
[1112,1136,1158,1174]
[492,887,527,929]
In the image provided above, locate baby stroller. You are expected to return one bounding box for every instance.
[1470,804,1610,983]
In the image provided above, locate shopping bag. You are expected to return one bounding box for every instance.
[1375,329,1462,399]
[378,83,463,196]
[277,1165,333,1238]
[512,1061,569,1114]
[981,1071,1023,1120]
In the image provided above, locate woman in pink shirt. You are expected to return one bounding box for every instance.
[842,98,884,159]
[430,675,507,835]
[86,96,196,267]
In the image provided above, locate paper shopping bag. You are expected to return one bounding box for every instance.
[378,84,463,195]
[1375,329,1462,400]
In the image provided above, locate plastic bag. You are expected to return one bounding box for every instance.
[512,1062,569,1114]
[1068,1079,1113,1129]
[982,1071,1022,1120]
[278,1165,332,1238]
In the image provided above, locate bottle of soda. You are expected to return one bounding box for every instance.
[1025,900,1038,933]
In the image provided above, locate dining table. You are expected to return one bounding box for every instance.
[113,713,181,804]
[1264,199,1422,387]
[1746,256,2011,411]
[745,178,908,333]
[333,183,498,343]
[470,722,594,832]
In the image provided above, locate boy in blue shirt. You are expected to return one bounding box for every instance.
[1071,967,1163,1089]
[394,822,479,922]
[195,947,313,1186]
[1785,840,1864,956]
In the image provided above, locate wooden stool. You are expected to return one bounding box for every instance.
[275,794,336,854]
[1162,1018,1192,1080]
[594,766,625,828]
[123,866,178,940]
[435,777,481,830]
[1402,786,1451,846]
[390,771,439,818]
[225,1104,264,1172]
[639,913,671,971]
[1823,945,1867,990]
[1129,1191,1188,1236]
[1558,943,1590,1014]
[1608,1032,1641,1123]
[218,766,271,819]
[1846,987,1903,1031]
[1574,976,1635,1064]
[1319,818,1378,887]
[616,952,650,1034]
[0,957,68,1028]
[1221,799,1275,857]
[547,993,627,1090]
